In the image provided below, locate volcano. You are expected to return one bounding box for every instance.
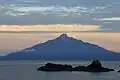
[2,34,120,60]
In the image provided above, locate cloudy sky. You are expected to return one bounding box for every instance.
[0,0,120,55]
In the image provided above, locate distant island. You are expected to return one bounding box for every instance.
[0,33,120,60]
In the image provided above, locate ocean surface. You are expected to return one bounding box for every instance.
[0,61,120,80]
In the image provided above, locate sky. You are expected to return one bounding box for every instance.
[0,0,120,55]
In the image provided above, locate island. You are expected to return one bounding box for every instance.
[37,60,114,72]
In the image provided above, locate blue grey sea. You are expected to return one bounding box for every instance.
[0,61,120,80]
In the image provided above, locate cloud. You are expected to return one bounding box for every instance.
[0,24,100,32]
[1,4,107,17]
[94,17,120,21]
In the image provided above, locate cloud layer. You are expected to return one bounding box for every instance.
[0,0,120,32]
[94,17,120,21]
[0,25,100,32]
[0,4,106,17]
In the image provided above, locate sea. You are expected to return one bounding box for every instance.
[0,61,120,80]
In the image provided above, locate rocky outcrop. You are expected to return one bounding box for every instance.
[74,60,114,72]
[37,60,114,72]
[37,63,73,71]
[118,70,120,72]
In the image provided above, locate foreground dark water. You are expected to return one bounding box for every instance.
[0,61,120,80]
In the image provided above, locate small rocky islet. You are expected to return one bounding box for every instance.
[37,60,115,72]
[118,70,120,72]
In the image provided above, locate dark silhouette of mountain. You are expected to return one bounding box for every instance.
[2,34,120,60]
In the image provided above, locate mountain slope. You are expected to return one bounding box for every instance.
[3,34,120,60]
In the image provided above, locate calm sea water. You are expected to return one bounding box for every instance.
[0,61,120,80]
